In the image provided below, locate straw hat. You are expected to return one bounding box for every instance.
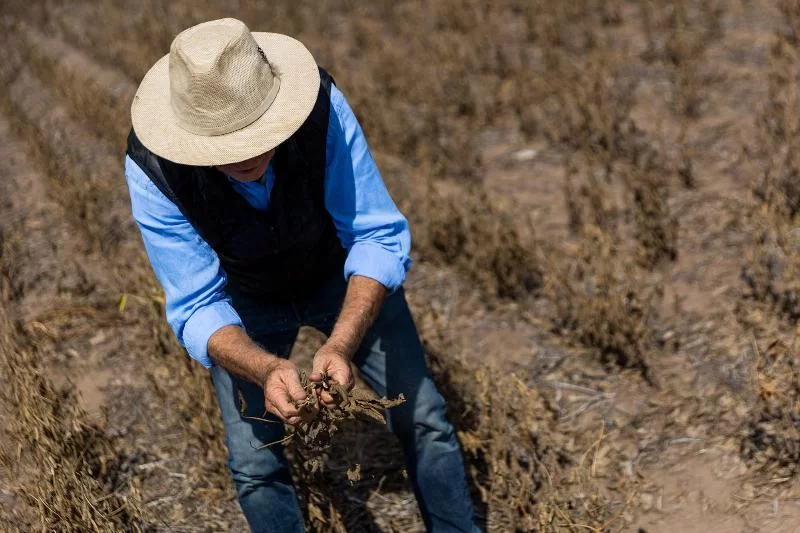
[131,18,320,166]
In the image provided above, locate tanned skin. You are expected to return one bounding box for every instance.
[208,275,387,425]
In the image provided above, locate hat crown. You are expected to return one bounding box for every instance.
[169,18,281,136]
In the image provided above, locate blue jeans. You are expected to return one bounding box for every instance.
[210,275,478,532]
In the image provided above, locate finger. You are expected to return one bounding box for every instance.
[284,374,308,402]
[310,359,329,381]
[286,416,301,426]
[264,400,288,423]
[333,374,354,391]
[319,390,336,406]
[273,396,300,420]
[330,369,351,388]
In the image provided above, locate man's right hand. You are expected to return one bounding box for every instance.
[208,325,309,425]
[262,359,308,425]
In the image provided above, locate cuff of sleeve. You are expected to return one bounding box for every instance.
[344,242,409,293]
[182,301,243,368]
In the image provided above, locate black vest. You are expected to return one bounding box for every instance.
[127,68,346,302]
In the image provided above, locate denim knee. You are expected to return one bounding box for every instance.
[390,378,455,444]
[226,437,303,533]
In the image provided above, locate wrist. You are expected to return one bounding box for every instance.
[321,338,354,362]
[208,325,288,388]
[253,354,283,386]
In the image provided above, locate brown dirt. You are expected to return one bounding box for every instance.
[3,0,800,531]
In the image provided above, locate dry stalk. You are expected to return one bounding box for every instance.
[241,371,405,474]
[744,25,800,317]
[740,340,800,479]
[546,226,660,385]
[0,321,144,532]
[425,340,631,532]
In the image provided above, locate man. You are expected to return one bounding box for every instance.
[124,18,477,532]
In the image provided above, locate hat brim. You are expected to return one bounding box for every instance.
[131,32,320,166]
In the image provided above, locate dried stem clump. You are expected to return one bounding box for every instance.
[243,371,405,474]
[740,340,800,479]
[630,171,679,268]
[547,228,659,384]
[0,320,143,532]
[420,188,543,300]
[744,21,800,318]
[742,212,800,321]
[243,372,406,532]
[425,341,629,532]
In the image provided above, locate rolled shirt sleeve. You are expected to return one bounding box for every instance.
[325,84,412,292]
[124,156,242,368]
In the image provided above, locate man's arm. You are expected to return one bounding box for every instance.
[309,275,386,405]
[327,275,387,357]
[208,326,307,423]
[125,156,306,423]
[125,155,243,368]
[309,84,412,404]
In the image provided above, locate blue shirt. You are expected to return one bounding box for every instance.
[124,84,412,368]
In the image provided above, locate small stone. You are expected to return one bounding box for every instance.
[511,148,538,161]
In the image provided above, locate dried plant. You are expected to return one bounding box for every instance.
[547,227,659,384]
[629,171,679,268]
[419,187,543,300]
[744,21,800,318]
[425,339,631,532]
[740,340,800,479]
[0,321,143,532]
[240,371,405,473]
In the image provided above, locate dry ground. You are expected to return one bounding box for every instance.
[2,0,800,531]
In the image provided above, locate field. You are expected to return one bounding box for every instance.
[1,0,800,531]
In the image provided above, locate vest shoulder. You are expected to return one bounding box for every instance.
[126,129,182,205]
[319,67,335,89]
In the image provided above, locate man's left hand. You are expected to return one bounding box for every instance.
[310,343,354,407]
